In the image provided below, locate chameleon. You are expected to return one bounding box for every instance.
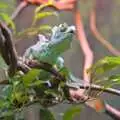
[22,23,103,107]
[23,23,78,83]
[0,24,120,119]
[23,23,120,109]
[23,23,120,94]
[23,23,75,64]
[23,23,87,107]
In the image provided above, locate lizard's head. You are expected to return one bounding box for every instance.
[50,23,75,52]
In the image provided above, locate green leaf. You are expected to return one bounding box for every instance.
[22,69,40,86]
[35,3,54,13]
[32,11,58,26]
[103,74,120,87]
[45,89,61,98]
[59,67,69,78]
[40,108,56,120]
[35,11,58,20]
[13,92,23,102]
[88,56,120,81]
[2,85,12,99]
[0,2,8,9]
[63,105,82,120]
[16,25,51,39]
[0,55,8,68]
[0,110,14,120]
[0,13,16,32]
[1,115,15,120]
[0,100,10,109]
[17,28,37,37]
[28,80,44,87]
[109,74,120,82]
[39,25,52,31]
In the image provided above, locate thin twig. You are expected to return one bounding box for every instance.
[90,9,120,56]
[67,82,120,96]
[25,59,65,81]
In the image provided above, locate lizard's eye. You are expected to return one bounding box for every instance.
[59,23,68,32]
[60,27,66,32]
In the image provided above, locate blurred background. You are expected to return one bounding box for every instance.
[2,0,120,119]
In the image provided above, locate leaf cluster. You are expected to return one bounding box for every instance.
[88,56,120,90]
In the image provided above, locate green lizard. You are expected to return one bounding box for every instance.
[23,23,78,83]
[23,23,119,94]
[0,23,120,120]
[23,23,75,65]
[0,22,120,119]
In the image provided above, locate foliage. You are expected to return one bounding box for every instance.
[0,1,15,31]
[1,0,120,120]
[88,56,120,89]
[0,65,83,120]
[0,1,61,120]
[63,105,82,120]
[0,56,8,69]
[0,0,58,38]
[0,1,82,120]
[40,108,56,120]
[15,2,58,39]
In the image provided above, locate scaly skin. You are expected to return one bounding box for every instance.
[23,23,77,80]
[24,24,75,64]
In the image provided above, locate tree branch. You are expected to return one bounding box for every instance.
[90,9,120,56]
[0,19,120,97]
[0,21,18,77]
[66,82,120,96]
[25,59,65,81]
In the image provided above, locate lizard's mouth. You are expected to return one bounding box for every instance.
[65,25,76,34]
[58,23,76,34]
[50,24,76,43]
